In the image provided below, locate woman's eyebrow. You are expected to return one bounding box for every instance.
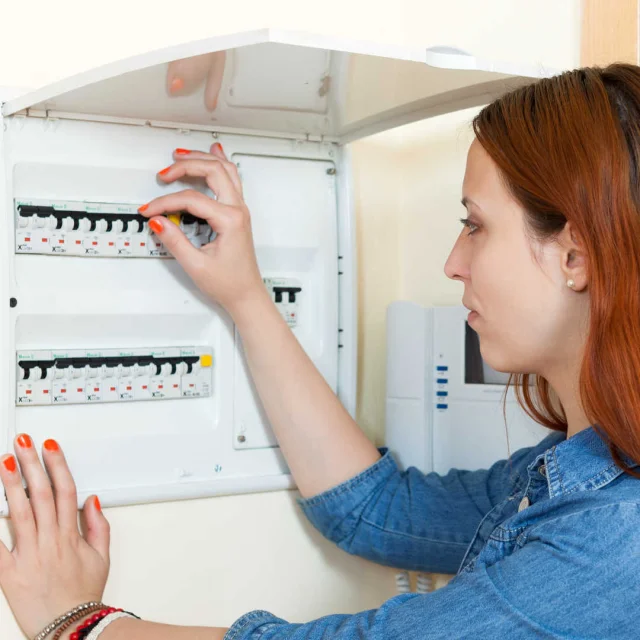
[460,196,482,210]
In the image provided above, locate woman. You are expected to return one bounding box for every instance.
[1,62,640,639]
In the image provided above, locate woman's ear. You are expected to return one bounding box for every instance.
[559,221,588,291]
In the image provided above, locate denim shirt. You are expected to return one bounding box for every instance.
[225,425,640,639]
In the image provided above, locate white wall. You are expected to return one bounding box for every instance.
[0,2,580,637]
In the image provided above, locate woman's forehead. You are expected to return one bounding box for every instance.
[463,140,518,215]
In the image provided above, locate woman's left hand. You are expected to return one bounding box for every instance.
[0,435,110,638]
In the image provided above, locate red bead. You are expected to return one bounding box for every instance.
[91,613,101,622]
[100,610,109,617]
[70,633,79,640]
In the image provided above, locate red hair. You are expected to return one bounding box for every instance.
[473,63,640,478]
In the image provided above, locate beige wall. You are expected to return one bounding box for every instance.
[0,2,580,637]
[353,110,479,444]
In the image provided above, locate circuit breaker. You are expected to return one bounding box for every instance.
[15,199,214,257]
[263,277,302,328]
[17,348,213,406]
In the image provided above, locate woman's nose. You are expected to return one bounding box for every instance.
[444,235,469,281]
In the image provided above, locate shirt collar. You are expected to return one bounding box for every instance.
[527,424,640,498]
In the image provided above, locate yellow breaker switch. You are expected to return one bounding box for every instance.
[168,213,181,226]
[200,354,213,367]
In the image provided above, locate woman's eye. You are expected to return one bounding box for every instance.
[459,217,479,236]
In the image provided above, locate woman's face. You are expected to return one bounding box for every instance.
[444,139,587,376]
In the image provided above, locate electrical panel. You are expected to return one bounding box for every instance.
[16,348,213,406]
[2,113,342,511]
[15,199,214,257]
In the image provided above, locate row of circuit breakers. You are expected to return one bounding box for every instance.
[14,200,304,407]
[17,348,213,406]
[15,199,214,257]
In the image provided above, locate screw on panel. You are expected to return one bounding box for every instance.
[326,168,336,175]
[9,298,17,308]
[237,435,246,443]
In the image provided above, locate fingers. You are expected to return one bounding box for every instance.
[171,143,243,196]
[1,436,110,566]
[0,453,36,550]
[13,435,58,534]
[147,214,204,273]
[80,495,110,565]
[209,143,243,195]
[158,156,243,206]
[140,189,232,232]
[41,439,79,536]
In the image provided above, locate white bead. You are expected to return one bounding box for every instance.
[567,279,575,288]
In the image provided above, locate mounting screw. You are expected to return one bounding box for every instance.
[237,435,246,443]
[9,298,17,308]
[326,168,336,175]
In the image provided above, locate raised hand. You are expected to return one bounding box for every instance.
[139,142,267,315]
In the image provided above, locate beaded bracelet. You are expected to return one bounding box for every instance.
[32,602,104,640]
[69,607,123,640]
[73,609,117,640]
[51,606,106,640]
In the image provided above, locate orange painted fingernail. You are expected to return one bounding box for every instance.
[44,439,59,452]
[158,166,171,175]
[17,434,32,449]
[175,148,190,155]
[138,203,149,213]
[3,456,16,473]
[214,142,224,153]
[149,218,164,234]
[170,77,184,92]
[93,496,101,512]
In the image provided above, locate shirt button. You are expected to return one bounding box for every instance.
[518,496,530,512]
[539,463,547,477]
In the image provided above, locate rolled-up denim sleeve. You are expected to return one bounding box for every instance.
[224,503,640,639]
[295,446,531,574]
